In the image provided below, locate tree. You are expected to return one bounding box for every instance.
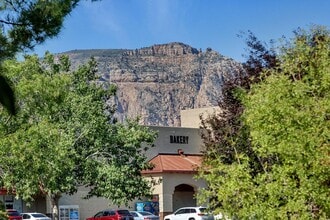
[0,0,85,115]
[197,26,330,219]
[0,53,157,219]
[197,30,278,220]
[0,201,5,220]
[199,30,278,165]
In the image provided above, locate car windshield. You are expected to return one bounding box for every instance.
[31,214,47,218]
[198,208,207,213]
[139,212,153,216]
[118,210,130,215]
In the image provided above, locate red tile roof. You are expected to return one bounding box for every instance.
[142,154,202,174]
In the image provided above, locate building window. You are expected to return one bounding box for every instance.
[5,195,14,209]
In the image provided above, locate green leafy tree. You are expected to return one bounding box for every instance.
[0,53,157,219]
[197,30,278,218]
[199,30,278,165]
[0,0,91,114]
[0,201,5,220]
[197,26,330,219]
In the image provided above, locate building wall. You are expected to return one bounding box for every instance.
[180,107,220,128]
[59,186,136,220]
[3,107,217,220]
[58,177,207,220]
[0,194,23,212]
[160,173,207,211]
[56,106,218,220]
[23,195,47,214]
[57,125,206,220]
[146,126,203,159]
[143,172,207,220]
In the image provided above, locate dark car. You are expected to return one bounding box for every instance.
[86,209,134,220]
[6,209,23,220]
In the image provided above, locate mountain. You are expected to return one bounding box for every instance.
[61,42,244,127]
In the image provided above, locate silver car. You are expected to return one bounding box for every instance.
[130,211,159,220]
[21,213,51,220]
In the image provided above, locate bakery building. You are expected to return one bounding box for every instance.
[1,107,219,220]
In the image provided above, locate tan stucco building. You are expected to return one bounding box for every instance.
[1,107,218,220]
[57,125,206,220]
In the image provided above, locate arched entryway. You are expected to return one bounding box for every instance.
[172,184,196,211]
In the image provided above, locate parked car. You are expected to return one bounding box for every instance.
[21,213,51,220]
[86,209,134,220]
[163,207,214,220]
[6,209,22,220]
[130,211,159,220]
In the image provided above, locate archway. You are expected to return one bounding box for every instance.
[172,184,196,211]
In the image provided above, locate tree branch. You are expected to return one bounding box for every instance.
[0,19,24,26]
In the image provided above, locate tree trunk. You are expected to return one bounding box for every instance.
[49,194,61,220]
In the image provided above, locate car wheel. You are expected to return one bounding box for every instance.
[189,218,195,220]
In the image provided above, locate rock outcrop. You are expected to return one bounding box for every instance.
[61,42,244,126]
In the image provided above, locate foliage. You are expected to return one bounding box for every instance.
[0,53,157,212]
[0,74,15,115]
[240,30,278,78]
[197,26,330,219]
[0,0,81,115]
[0,0,80,59]
[198,30,278,173]
[0,201,5,220]
[197,30,277,219]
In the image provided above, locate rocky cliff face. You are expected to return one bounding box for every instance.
[62,42,244,126]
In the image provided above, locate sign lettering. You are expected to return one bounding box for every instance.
[170,135,189,144]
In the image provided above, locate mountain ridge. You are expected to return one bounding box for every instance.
[61,42,244,126]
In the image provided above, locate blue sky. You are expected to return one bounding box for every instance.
[32,0,330,62]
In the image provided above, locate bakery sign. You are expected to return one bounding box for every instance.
[170,135,189,144]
